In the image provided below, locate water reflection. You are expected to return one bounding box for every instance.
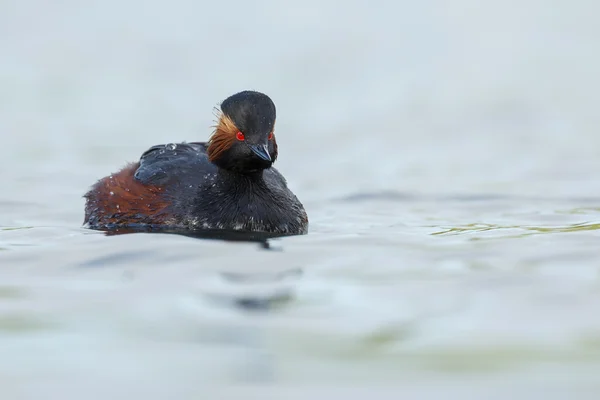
[80,225,303,313]
[98,225,294,250]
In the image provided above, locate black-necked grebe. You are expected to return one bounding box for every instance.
[83,90,308,236]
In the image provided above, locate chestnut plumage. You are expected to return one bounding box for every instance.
[83,90,308,236]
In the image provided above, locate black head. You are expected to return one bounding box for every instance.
[207,90,278,174]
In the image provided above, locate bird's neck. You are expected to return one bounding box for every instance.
[216,168,267,185]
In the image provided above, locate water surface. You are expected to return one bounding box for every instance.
[1,0,600,398]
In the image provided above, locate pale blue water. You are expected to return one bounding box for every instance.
[1,0,600,398]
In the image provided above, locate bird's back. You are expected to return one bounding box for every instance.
[84,142,216,229]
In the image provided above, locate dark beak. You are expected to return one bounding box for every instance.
[249,144,271,162]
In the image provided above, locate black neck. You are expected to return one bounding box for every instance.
[216,168,266,183]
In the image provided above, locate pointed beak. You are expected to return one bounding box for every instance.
[249,144,271,162]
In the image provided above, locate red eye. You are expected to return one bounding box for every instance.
[268,131,274,140]
[236,131,245,141]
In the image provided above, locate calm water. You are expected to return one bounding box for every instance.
[2,0,600,398]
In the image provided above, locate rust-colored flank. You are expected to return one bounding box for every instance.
[84,162,171,227]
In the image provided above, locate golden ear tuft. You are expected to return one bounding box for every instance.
[207,113,238,162]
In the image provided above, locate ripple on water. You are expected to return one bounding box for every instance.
[0,314,57,333]
[0,286,27,299]
[431,222,600,240]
